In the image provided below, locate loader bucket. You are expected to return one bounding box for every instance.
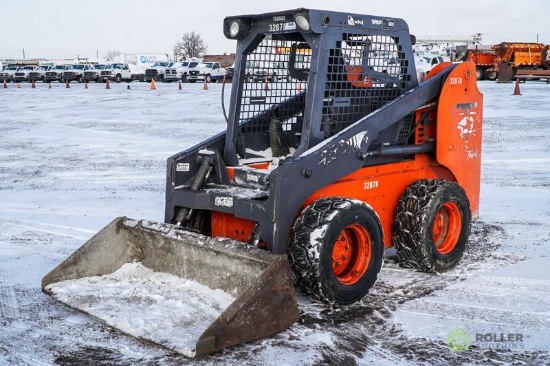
[42,217,300,357]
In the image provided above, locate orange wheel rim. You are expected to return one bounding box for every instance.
[432,202,462,255]
[331,224,371,285]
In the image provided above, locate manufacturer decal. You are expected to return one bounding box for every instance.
[176,163,190,172]
[319,131,369,166]
[214,196,233,207]
[456,103,477,139]
[456,102,480,160]
[348,15,364,26]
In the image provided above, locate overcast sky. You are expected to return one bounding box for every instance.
[1,0,548,60]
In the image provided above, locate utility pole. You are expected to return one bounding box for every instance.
[23,48,26,59]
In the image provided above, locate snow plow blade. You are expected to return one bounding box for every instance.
[41,217,300,357]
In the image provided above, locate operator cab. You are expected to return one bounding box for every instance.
[222,9,418,167]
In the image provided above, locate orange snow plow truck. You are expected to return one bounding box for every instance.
[42,8,483,357]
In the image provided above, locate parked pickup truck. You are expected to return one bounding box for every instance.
[0,66,19,82]
[81,64,107,83]
[62,64,94,83]
[28,67,49,82]
[13,66,40,82]
[164,60,199,82]
[43,65,70,83]
[99,63,133,82]
[145,61,174,82]
[187,62,226,83]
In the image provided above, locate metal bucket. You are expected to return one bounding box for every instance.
[42,217,299,357]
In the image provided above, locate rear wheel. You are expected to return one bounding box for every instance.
[393,180,471,272]
[475,67,484,80]
[289,197,384,305]
[486,70,498,81]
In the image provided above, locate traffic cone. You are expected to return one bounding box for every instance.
[17,83,21,89]
[264,76,269,91]
[31,80,36,88]
[105,79,110,89]
[203,79,208,90]
[150,79,156,90]
[66,80,70,88]
[84,82,88,89]
[178,82,182,90]
[127,84,131,90]
[48,82,52,89]
[3,80,7,88]
[513,78,521,96]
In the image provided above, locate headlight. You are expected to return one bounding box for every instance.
[295,14,310,31]
[224,18,251,39]
[229,21,240,38]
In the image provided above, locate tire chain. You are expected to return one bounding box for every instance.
[289,197,352,303]
[393,179,455,272]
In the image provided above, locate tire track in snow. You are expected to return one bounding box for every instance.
[0,286,20,326]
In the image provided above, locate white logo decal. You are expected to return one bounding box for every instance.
[348,15,364,26]
[214,197,233,207]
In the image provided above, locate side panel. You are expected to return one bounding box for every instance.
[436,61,483,218]
[302,156,455,249]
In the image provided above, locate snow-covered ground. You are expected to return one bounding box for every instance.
[0,80,549,365]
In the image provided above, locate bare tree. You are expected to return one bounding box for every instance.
[173,31,207,60]
[104,50,121,61]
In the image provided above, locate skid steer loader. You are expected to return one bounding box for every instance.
[42,8,483,357]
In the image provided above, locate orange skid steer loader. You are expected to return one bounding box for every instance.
[42,8,482,357]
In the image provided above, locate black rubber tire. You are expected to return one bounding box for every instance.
[115,74,122,83]
[205,74,212,83]
[289,197,384,305]
[393,180,471,273]
[475,67,484,81]
[486,70,498,81]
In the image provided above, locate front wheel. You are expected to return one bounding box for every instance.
[393,180,471,273]
[205,74,212,83]
[289,197,384,305]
